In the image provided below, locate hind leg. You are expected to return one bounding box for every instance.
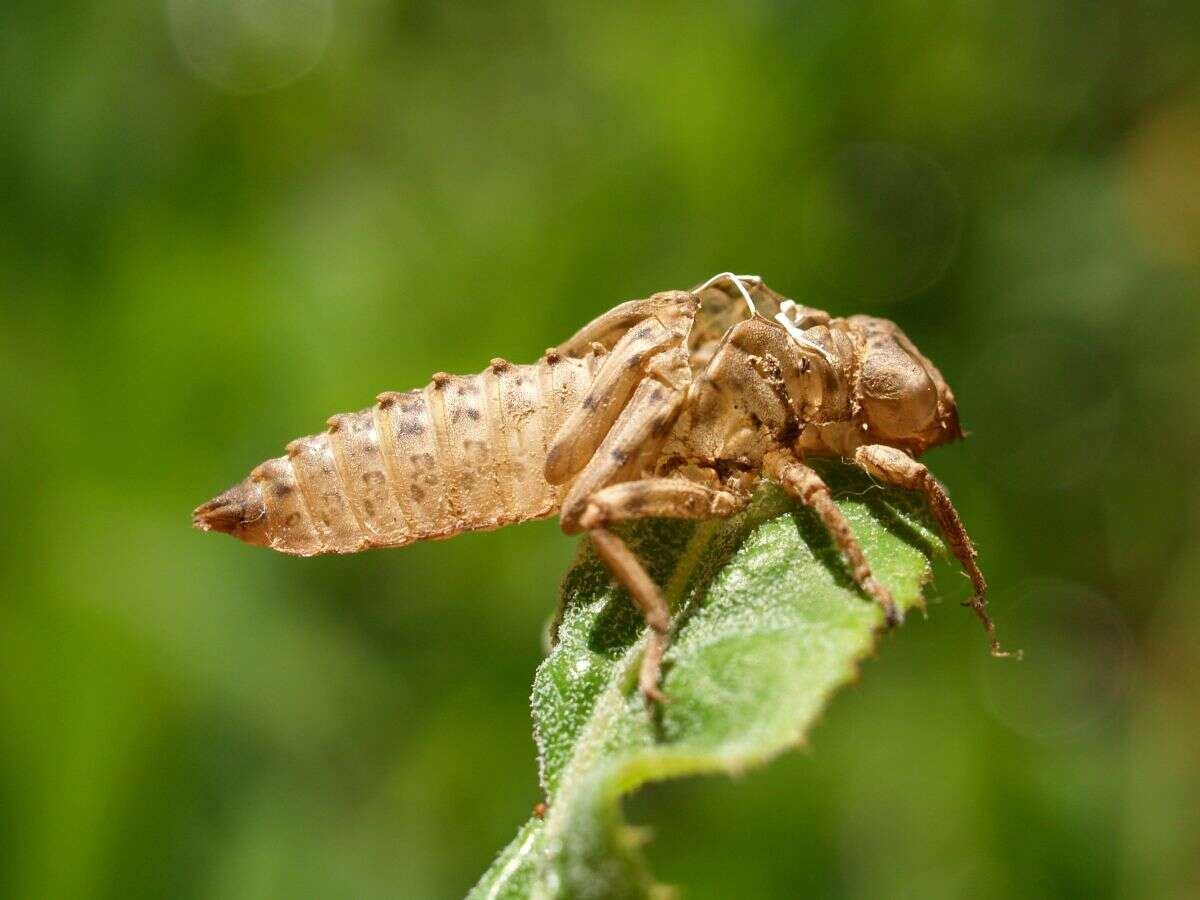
[578,479,747,705]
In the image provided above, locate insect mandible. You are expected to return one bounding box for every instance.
[194,274,1013,703]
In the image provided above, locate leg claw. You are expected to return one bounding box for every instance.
[641,682,669,707]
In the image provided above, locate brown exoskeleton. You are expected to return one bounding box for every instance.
[194,274,1012,703]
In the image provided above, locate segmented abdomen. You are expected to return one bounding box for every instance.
[247,352,597,556]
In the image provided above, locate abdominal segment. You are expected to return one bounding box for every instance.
[194,353,597,556]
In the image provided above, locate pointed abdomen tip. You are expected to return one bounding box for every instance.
[192,482,268,544]
[192,491,242,534]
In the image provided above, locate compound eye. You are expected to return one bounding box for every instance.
[859,343,938,439]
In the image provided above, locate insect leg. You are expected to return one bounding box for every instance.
[764,449,901,627]
[853,444,1017,658]
[577,478,745,530]
[554,478,748,705]
[587,525,674,704]
[552,353,699,706]
[586,480,747,701]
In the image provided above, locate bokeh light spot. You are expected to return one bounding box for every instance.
[167,0,335,94]
[976,579,1134,743]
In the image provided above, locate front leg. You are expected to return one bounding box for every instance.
[854,444,1017,658]
[764,449,900,627]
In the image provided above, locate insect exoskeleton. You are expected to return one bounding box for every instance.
[195,274,1011,704]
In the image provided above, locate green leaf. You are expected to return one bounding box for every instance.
[470,460,944,900]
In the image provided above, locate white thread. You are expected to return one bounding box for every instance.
[694,272,762,317]
[695,272,836,365]
[774,306,836,365]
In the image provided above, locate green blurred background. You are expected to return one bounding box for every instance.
[3,2,1199,898]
